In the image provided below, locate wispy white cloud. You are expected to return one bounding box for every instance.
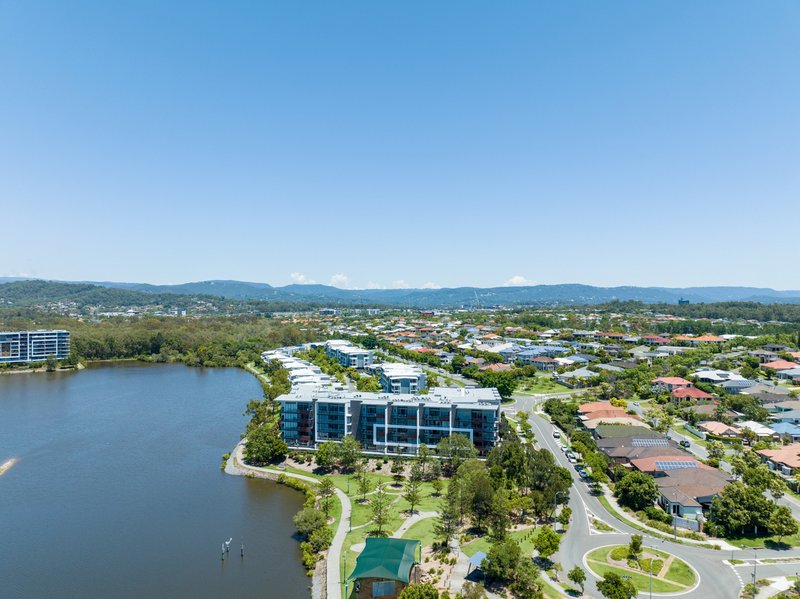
[421,282,440,289]
[365,281,385,290]
[391,280,411,289]
[290,272,315,284]
[505,275,536,286]
[330,273,351,288]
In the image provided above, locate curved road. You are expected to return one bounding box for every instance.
[505,395,800,598]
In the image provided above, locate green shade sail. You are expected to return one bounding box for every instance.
[348,537,421,584]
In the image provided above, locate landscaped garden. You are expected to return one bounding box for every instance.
[585,544,698,594]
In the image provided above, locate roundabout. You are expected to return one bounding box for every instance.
[584,544,700,595]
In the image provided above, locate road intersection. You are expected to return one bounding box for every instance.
[503,394,800,597]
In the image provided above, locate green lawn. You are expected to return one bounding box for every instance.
[724,530,800,549]
[401,517,438,548]
[517,375,569,395]
[586,546,696,593]
[461,527,539,558]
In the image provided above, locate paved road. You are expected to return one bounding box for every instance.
[502,397,800,598]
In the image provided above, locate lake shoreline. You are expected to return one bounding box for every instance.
[225,440,324,599]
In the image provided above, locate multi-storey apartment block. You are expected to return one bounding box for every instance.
[372,362,427,394]
[278,386,501,455]
[325,340,374,369]
[0,330,70,364]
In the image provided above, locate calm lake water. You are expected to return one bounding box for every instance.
[0,362,309,599]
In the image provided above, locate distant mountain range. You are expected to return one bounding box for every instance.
[2,277,800,308]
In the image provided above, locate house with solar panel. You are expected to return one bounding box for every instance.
[656,467,732,521]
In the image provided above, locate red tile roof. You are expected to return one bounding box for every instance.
[653,377,692,387]
[671,387,714,400]
[762,360,800,370]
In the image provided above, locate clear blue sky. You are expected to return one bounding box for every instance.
[2,1,799,289]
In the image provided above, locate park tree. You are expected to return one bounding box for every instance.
[437,434,478,474]
[597,571,637,599]
[314,441,339,470]
[434,496,459,548]
[534,525,560,561]
[769,505,798,541]
[567,566,586,593]
[430,477,443,496]
[244,424,288,465]
[483,537,521,583]
[45,355,58,372]
[628,534,643,558]
[615,471,659,511]
[397,583,439,599]
[318,478,335,519]
[353,461,372,502]
[370,487,391,535]
[417,444,431,477]
[404,477,422,514]
[338,435,362,471]
[460,583,486,599]
[509,557,544,599]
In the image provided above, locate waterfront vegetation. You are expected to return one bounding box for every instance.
[0,313,319,369]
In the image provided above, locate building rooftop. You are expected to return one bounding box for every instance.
[277,385,501,406]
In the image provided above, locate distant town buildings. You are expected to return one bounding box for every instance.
[0,330,70,364]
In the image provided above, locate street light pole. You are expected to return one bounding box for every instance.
[752,550,757,599]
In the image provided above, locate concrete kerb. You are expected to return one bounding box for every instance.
[582,544,702,597]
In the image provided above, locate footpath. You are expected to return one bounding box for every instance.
[226,440,351,599]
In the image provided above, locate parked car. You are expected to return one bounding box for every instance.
[567,455,577,464]
[578,470,589,480]
[680,439,691,448]
[553,430,561,439]
[566,450,576,460]
[633,401,640,406]
[560,444,567,452]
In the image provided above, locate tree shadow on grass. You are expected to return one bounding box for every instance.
[765,539,792,551]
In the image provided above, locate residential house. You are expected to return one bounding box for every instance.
[738,420,780,441]
[554,367,598,388]
[762,360,800,372]
[769,422,800,443]
[697,421,742,438]
[530,356,558,371]
[757,443,800,477]
[671,387,715,404]
[656,468,732,519]
[630,456,710,475]
[651,377,693,393]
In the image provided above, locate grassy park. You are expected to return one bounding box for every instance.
[586,545,697,593]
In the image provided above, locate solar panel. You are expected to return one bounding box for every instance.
[655,461,697,470]
[632,438,669,447]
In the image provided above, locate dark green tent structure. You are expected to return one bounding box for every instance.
[348,537,421,590]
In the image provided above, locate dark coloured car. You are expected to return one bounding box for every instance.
[680,439,691,448]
